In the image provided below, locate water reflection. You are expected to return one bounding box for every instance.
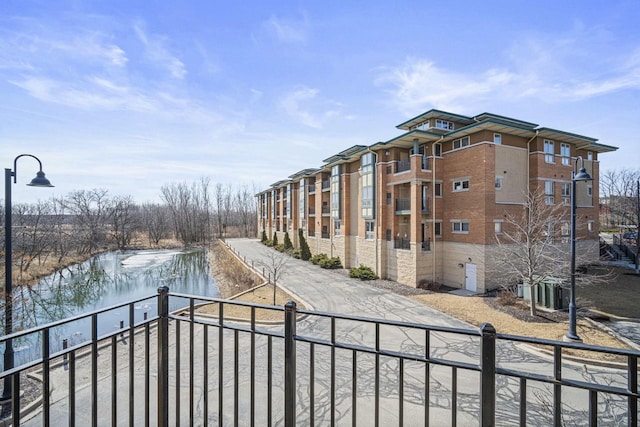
[2,248,218,366]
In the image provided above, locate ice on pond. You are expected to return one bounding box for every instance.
[120,250,182,269]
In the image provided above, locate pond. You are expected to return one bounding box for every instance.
[3,248,219,366]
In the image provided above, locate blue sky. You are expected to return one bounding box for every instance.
[1,0,639,204]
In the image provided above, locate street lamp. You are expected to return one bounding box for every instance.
[2,154,54,404]
[565,156,592,342]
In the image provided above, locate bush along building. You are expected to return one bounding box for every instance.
[257,110,617,293]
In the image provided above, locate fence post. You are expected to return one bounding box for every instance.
[284,301,297,427]
[480,323,496,427]
[157,286,170,427]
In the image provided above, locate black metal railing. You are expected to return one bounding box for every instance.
[308,207,315,216]
[321,180,330,190]
[396,160,411,173]
[421,238,431,251]
[396,198,411,212]
[394,237,411,250]
[308,184,316,193]
[1,288,639,426]
[321,231,330,239]
[321,205,330,214]
[421,156,430,170]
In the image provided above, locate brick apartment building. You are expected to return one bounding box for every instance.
[257,110,617,293]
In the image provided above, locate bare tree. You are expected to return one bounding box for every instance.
[235,183,257,238]
[494,190,571,316]
[601,168,640,228]
[140,202,171,246]
[110,195,139,249]
[63,189,112,255]
[258,247,289,305]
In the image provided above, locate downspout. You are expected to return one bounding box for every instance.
[367,147,380,278]
[526,130,539,193]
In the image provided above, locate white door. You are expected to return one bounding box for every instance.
[465,263,477,292]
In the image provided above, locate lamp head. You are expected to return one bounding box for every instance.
[27,171,54,187]
[573,167,592,182]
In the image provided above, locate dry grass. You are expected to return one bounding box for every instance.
[195,284,305,322]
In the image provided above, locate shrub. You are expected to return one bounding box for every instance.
[264,239,273,247]
[310,253,328,265]
[274,244,285,252]
[272,232,278,247]
[261,230,268,244]
[283,231,293,250]
[319,256,342,269]
[418,279,441,291]
[298,229,312,261]
[497,289,517,306]
[290,249,302,259]
[349,264,378,280]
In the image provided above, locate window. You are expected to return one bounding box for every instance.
[544,140,555,163]
[434,143,442,157]
[421,185,430,212]
[434,222,442,237]
[494,220,503,234]
[588,221,594,233]
[299,179,306,219]
[494,133,502,145]
[453,179,470,192]
[545,181,555,204]
[386,192,392,205]
[562,183,571,205]
[561,222,570,243]
[361,153,375,218]
[365,220,375,239]
[545,221,555,243]
[435,183,442,197]
[452,220,469,233]
[331,165,341,219]
[453,136,470,149]
[495,177,503,190]
[435,119,453,130]
[587,151,593,161]
[561,143,570,166]
[587,185,593,197]
[334,220,341,236]
[386,229,392,241]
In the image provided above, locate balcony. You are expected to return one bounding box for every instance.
[321,205,330,215]
[321,231,330,239]
[308,207,316,216]
[421,197,431,215]
[421,156,430,170]
[0,288,637,426]
[321,180,330,191]
[395,159,411,173]
[394,237,411,250]
[395,198,411,214]
[308,184,316,194]
[421,238,431,251]
[308,229,315,237]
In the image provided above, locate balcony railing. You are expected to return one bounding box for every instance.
[421,238,431,251]
[394,237,411,250]
[308,207,316,216]
[395,160,411,173]
[321,205,330,214]
[421,156,430,170]
[308,230,315,237]
[321,180,330,190]
[395,198,411,212]
[1,288,638,426]
[321,231,330,239]
[308,184,316,194]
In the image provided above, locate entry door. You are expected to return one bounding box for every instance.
[465,263,477,292]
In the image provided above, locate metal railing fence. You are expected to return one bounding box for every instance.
[1,288,639,426]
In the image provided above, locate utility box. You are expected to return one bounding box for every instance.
[520,277,568,310]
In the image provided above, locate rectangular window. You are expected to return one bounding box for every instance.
[562,182,571,205]
[545,181,555,204]
[361,153,375,219]
[434,222,442,237]
[435,119,454,130]
[495,177,503,190]
[435,183,442,197]
[334,220,341,236]
[587,151,593,161]
[386,192,392,205]
[561,143,570,166]
[544,140,555,163]
[330,165,341,219]
[588,221,594,233]
[365,220,375,239]
[421,185,430,212]
[452,220,470,233]
[453,136,470,150]
[494,133,501,145]
[494,220,503,234]
[434,143,442,157]
[453,179,470,192]
[386,229,392,241]
[587,185,593,197]
[561,222,570,243]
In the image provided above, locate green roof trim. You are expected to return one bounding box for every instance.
[396,109,472,129]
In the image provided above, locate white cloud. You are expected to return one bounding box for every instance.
[134,23,186,79]
[264,15,308,44]
[278,86,345,129]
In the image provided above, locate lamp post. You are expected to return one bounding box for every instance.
[565,156,592,342]
[2,154,54,404]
